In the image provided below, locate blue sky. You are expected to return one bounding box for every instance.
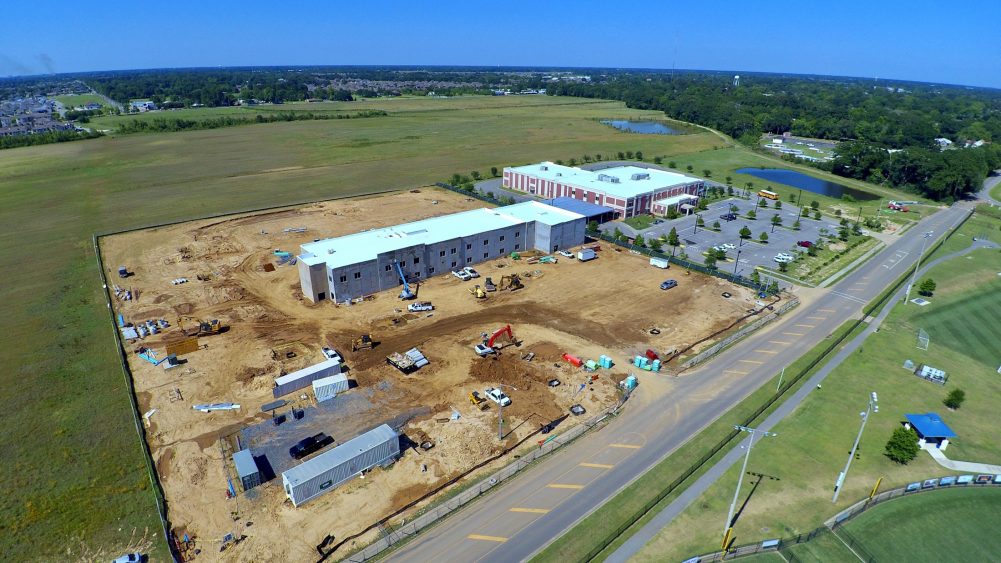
[1,1,998,88]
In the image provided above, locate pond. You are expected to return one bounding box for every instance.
[601,120,683,135]
[736,168,879,201]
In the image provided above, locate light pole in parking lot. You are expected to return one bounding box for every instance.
[693,213,701,234]
[733,249,741,275]
[722,425,776,549]
[832,392,878,503]
[905,231,934,304]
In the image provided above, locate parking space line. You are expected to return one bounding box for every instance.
[510,507,550,514]
[548,483,584,490]
[794,324,815,329]
[579,462,614,469]
[467,534,508,543]
[782,332,804,336]
[609,443,641,449]
[754,349,777,354]
[738,359,764,364]
[768,340,791,345]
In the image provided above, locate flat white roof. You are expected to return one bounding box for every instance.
[654,194,698,207]
[507,162,700,200]
[299,201,582,269]
[283,424,398,487]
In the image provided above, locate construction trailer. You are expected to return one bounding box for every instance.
[233,449,262,491]
[312,373,349,402]
[282,424,400,507]
[273,357,342,398]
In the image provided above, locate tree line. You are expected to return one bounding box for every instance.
[0,129,103,150]
[113,109,388,134]
[547,73,1001,201]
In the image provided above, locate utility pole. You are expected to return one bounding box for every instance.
[733,249,741,275]
[905,231,934,304]
[722,425,776,549]
[832,392,878,503]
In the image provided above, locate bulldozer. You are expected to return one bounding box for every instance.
[469,391,489,410]
[352,334,374,352]
[499,274,524,291]
[469,284,487,299]
[177,316,225,337]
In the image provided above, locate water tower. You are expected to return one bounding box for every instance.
[733,75,740,87]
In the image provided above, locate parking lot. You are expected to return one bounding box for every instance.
[604,197,844,277]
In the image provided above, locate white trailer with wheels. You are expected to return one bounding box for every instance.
[650,257,670,269]
[577,248,597,261]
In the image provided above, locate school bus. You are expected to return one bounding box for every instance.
[757,189,779,200]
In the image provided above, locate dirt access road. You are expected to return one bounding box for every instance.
[100,188,756,561]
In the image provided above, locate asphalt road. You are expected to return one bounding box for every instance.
[382,203,971,563]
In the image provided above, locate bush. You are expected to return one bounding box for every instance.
[814,211,821,220]
[885,427,920,464]
[919,278,936,296]
[944,388,966,410]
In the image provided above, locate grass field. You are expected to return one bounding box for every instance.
[52,93,112,108]
[0,95,728,559]
[632,216,1001,562]
[989,177,1001,201]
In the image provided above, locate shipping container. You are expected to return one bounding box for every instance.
[312,373,349,402]
[282,424,400,507]
[577,248,596,261]
[273,357,341,398]
[649,257,670,269]
[233,449,261,491]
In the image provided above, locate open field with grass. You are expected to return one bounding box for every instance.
[0,95,727,559]
[52,93,111,108]
[632,228,1001,562]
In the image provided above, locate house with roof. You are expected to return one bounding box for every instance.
[904,412,956,450]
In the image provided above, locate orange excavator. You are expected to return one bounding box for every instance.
[487,325,518,349]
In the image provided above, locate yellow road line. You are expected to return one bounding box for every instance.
[754,349,778,354]
[609,443,641,449]
[782,332,804,336]
[510,507,550,514]
[806,316,826,321]
[794,324,815,329]
[579,462,614,469]
[548,483,584,490]
[768,340,791,345]
[468,534,508,542]
[818,308,836,313]
[723,369,749,375]
[738,359,764,364]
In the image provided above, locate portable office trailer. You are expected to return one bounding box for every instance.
[312,373,349,402]
[282,424,400,507]
[273,358,342,398]
[233,449,261,491]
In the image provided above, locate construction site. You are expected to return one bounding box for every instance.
[100,188,760,562]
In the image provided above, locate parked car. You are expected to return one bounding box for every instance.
[289,433,335,460]
[773,253,795,263]
[721,243,736,250]
[796,240,813,248]
[321,347,343,363]
[113,554,142,563]
[569,404,586,416]
[452,269,472,281]
[557,249,575,258]
[474,343,495,356]
[463,266,480,278]
[720,212,738,221]
[484,387,511,406]
[660,279,678,290]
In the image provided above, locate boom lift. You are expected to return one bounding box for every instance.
[394,260,416,300]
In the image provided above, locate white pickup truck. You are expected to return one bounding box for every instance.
[407,302,434,312]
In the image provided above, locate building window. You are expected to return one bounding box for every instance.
[451,261,457,268]
[385,265,392,272]
[500,235,505,241]
[428,267,435,274]
[483,239,489,246]
[354,272,361,280]
[499,248,505,255]
[483,252,488,259]
[515,231,521,238]
[440,250,446,257]
[466,243,472,250]
[339,274,347,283]
[328,274,333,282]
[413,257,419,264]
[467,257,472,263]
[451,248,457,254]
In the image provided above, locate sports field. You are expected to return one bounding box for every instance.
[913,280,1001,367]
[0,95,724,559]
[631,214,1001,562]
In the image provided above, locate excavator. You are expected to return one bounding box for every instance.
[352,334,374,352]
[468,284,487,299]
[498,274,524,291]
[177,316,225,337]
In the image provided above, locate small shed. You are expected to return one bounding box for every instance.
[543,197,616,224]
[313,373,349,403]
[914,364,947,385]
[233,449,261,491]
[904,412,956,450]
[273,357,342,398]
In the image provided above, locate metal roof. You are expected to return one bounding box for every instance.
[508,162,700,200]
[233,449,258,478]
[298,202,582,269]
[282,424,399,486]
[654,194,698,207]
[543,197,614,217]
[905,412,957,438]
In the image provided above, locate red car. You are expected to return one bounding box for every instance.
[797,240,813,248]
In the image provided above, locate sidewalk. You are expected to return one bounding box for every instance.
[921,444,1001,473]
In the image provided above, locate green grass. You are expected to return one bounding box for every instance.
[52,93,111,108]
[0,95,722,559]
[633,232,1001,562]
[623,214,656,230]
[912,279,1001,367]
[780,529,861,562]
[840,487,1001,562]
[531,320,866,563]
[989,179,1001,202]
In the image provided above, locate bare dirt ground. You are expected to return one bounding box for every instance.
[101,188,757,562]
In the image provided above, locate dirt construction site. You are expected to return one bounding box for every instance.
[100,188,759,561]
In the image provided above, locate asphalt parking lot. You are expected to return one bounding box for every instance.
[603,197,844,276]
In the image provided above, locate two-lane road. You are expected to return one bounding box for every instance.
[381,204,970,563]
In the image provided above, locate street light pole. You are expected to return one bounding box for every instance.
[733,249,741,275]
[722,425,776,548]
[832,392,878,503]
[905,231,934,304]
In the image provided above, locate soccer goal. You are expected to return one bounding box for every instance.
[917,328,930,351]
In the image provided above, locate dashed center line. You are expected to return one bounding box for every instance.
[510,507,550,514]
[806,316,827,321]
[579,462,614,469]
[723,369,749,375]
[609,443,641,449]
[548,483,584,490]
[782,332,804,336]
[754,349,777,354]
[794,324,815,329]
[768,340,791,345]
[468,534,508,543]
[738,359,764,364]
[818,308,836,313]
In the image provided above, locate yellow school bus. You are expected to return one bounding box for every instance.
[757,189,779,200]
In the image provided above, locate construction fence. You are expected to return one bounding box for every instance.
[329,397,629,562]
[688,476,1001,562]
[681,299,800,369]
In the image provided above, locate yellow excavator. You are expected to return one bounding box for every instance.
[499,274,524,291]
[352,334,374,352]
[177,316,225,337]
[469,284,487,299]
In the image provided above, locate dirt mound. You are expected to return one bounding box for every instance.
[173,302,195,315]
